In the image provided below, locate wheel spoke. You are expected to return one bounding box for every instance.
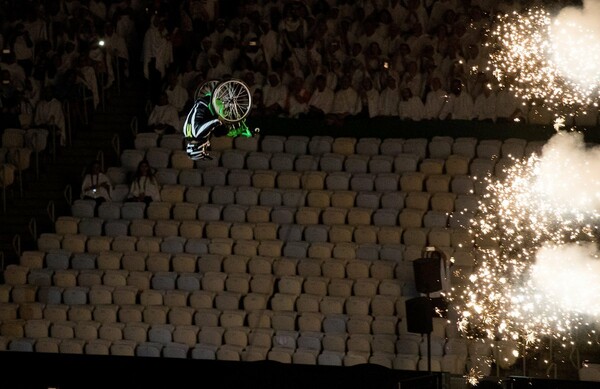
[212,80,252,123]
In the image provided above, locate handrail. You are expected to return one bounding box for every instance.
[47,200,55,224]
[112,133,120,158]
[96,150,105,172]
[80,83,91,125]
[64,184,72,206]
[15,148,23,198]
[130,116,138,137]
[570,328,581,370]
[114,54,121,95]
[1,165,7,213]
[28,217,37,241]
[12,234,21,258]
[31,130,40,180]
[100,71,106,112]
[50,123,57,162]
[65,101,72,147]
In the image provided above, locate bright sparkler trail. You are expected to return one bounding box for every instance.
[449,129,600,381]
[453,4,600,382]
[488,6,600,116]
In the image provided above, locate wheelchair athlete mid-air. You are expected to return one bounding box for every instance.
[183,79,256,160]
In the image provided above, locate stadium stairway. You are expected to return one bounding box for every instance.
[0,77,146,270]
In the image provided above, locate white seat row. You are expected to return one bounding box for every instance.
[109,163,480,194]
[0,332,473,374]
[35,231,480,264]
[55,216,476,246]
[21,247,437,279]
[0,298,408,332]
[71,201,478,234]
[74,188,479,218]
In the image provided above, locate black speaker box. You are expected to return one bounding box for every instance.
[412,256,442,294]
[405,296,433,334]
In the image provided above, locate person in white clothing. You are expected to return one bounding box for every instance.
[262,72,288,116]
[142,16,173,80]
[11,24,34,77]
[359,77,380,118]
[76,56,100,109]
[401,59,424,100]
[398,87,425,121]
[473,85,497,122]
[257,21,281,71]
[221,36,240,71]
[102,22,129,81]
[208,18,235,52]
[89,0,107,21]
[423,76,447,120]
[34,87,67,146]
[22,9,48,46]
[142,15,173,102]
[496,88,528,123]
[1,51,27,91]
[126,159,161,204]
[205,53,231,82]
[328,75,361,124]
[81,160,112,201]
[147,92,181,134]
[306,74,334,119]
[287,77,310,118]
[195,37,216,75]
[379,74,400,117]
[81,161,112,216]
[164,71,189,114]
[438,79,474,120]
[81,160,112,216]
[115,7,136,56]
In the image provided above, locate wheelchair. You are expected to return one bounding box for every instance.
[185,78,257,160]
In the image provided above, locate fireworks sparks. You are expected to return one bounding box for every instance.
[449,129,600,384]
[465,367,485,386]
[487,6,600,115]
[455,3,600,383]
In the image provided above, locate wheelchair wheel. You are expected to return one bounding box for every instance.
[194,79,220,100]
[211,79,252,123]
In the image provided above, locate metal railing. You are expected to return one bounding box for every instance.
[64,184,73,206]
[12,234,21,258]
[130,116,138,137]
[14,148,24,198]
[112,133,121,159]
[97,150,105,172]
[28,217,37,242]
[1,164,12,213]
[65,101,72,147]
[47,200,55,225]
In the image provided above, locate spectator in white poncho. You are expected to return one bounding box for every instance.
[147,92,181,134]
[398,87,425,121]
[262,72,288,116]
[424,76,448,120]
[438,78,474,120]
[34,86,66,146]
[359,77,380,118]
[379,73,400,117]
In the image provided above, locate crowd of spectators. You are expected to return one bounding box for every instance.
[139,0,591,131]
[0,0,136,142]
[0,0,589,143]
